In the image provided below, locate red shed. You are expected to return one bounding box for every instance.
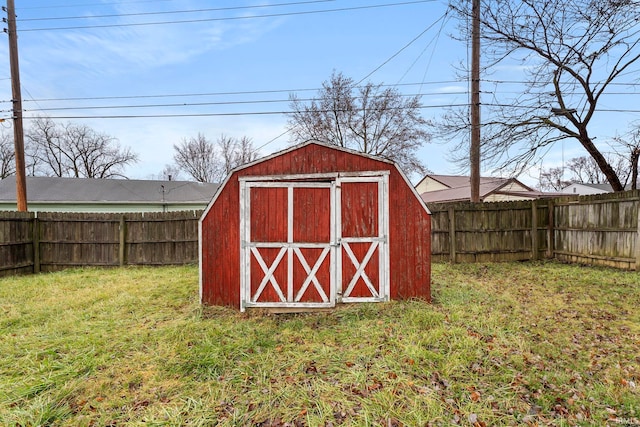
[199,141,431,311]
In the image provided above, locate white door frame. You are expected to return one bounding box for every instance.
[239,172,389,311]
[335,174,390,303]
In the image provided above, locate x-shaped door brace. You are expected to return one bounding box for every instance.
[293,247,330,302]
[342,241,380,298]
[250,246,331,303]
[250,247,287,302]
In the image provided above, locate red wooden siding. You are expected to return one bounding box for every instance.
[250,187,287,242]
[342,181,378,238]
[293,187,331,243]
[200,142,431,308]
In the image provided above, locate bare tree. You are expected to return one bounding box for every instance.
[565,156,624,186]
[25,117,138,178]
[0,130,15,179]
[288,71,431,176]
[539,154,629,191]
[539,166,572,192]
[446,0,640,191]
[173,133,259,183]
[612,128,640,190]
[173,133,218,183]
[160,164,183,181]
[217,134,259,176]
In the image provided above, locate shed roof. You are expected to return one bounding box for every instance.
[203,140,430,217]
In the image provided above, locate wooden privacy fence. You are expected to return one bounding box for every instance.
[428,199,552,263]
[3,191,640,277]
[428,190,640,270]
[553,191,640,270]
[0,211,201,277]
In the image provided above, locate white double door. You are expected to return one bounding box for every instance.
[239,173,389,311]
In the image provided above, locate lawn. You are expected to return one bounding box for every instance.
[0,262,638,426]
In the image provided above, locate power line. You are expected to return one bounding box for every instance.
[28,103,640,121]
[399,5,451,92]
[0,81,465,104]
[24,102,640,121]
[482,78,640,87]
[19,1,437,32]
[355,10,448,85]
[21,92,468,113]
[254,129,293,153]
[5,87,638,108]
[18,0,175,10]
[18,0,336,22]
[23,103,473,120]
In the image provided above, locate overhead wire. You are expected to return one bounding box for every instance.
[19,102,640,121]
[18,0,175,10]
[20,103,474,120]
[20,92,472,113]
[6,0,464,141]
[3,86,636,108]
[18,0,337,21]
[416,6,451,93]
[0,81,467,105]
[354,9,447,86]
[9,1,639,135]
[2,75,635,106]
[18,1,438,32]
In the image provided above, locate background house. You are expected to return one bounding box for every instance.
[561,182,614,195]
[416,174,553,203]
[0,176,218,213]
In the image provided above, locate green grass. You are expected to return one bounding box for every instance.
[0,262,638,426]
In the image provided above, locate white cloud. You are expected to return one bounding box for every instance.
[436,85,466,93]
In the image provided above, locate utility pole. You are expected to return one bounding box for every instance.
[470,0,481,203]
[5,0,27,211]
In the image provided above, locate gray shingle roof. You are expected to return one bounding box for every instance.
[572,183,614,191]
[0,176,219,203]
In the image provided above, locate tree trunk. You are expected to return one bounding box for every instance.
[631,149,639,190]
[579,135,624,191]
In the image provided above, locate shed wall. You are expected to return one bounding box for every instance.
[200,143,431,308]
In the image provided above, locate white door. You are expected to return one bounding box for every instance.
[239,173,388,311]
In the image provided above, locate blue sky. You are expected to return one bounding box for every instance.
[1,0,639,185]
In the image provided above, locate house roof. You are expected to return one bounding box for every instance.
[422,175,514,189]
[418,174,555,203]
[563,182,614,192]
[0,176,219,204]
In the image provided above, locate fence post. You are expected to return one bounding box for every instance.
[531,200,538,261]
[119,215,126,267]
[32,216,40,273]
[547,200,554,259]
[448,206,457,263]
[636,205,640,272]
